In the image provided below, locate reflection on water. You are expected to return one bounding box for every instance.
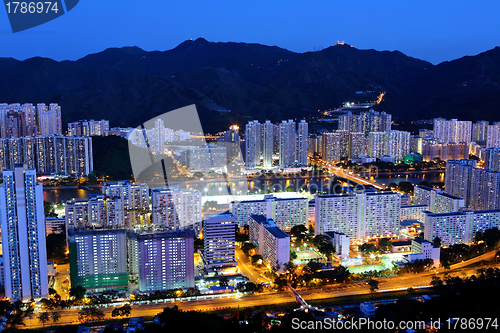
[43,188,98,203]
[42,172,446,203]
[372,172,445,186]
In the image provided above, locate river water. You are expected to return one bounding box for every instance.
[42,172,446,203]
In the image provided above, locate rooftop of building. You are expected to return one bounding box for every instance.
[324,231,347,237]
[400,220,422,227]
[231,195,307,204]
[265,226,289,239]
[249,214,269,224]
[412,238,439,248]
[401,204,428,208]
[436,191,462,200]
[392,240,412,247]
[68,228,127,236]
[424,211,463,217]
[415,185,433,191]
[468,209,500,214]
[132,229,195,239]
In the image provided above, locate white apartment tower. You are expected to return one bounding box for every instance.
[0,164,48,301]
[245,120,261,169]
[433,118,472,144]
[279,120,296,167]
[262,120,274,168]
[297,120,308,166]
[151,188,202,232]
[315,191,401,241]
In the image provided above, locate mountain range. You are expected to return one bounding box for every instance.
[1,38,500,133]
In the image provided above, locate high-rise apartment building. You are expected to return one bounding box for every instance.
[314,191,401,241]
[244,120,261,169]
[230,194,308,229]
[279,120,296,167]
[322,131,349,162]
[129,230,195,292]
[151,188,202,232]
[0,164,48,301]
[367,132,385,159]
[484,148,500,172]
[37,103,62,136]
[65,194,124,230]
[421,140,468,162]
[0,135,93,176]
[486,123,500,148]
[383,130,410,163]
[433,118,472,144]
[338,112,363,132]
[102,181,149,228]
[261,121,274,168]
[413,185,465,213]
[444,160,477,207]
[68,119,110,137]
[186,146,227,171]
[217,125,242,162]
[297,120,308,166]
[349,132,365,159]
[410,136,423,154]
[203,213,237,272]
[472,121,489,145]
[422,209,500,246]
[68,229,128,291]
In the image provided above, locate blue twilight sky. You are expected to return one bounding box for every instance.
[1,0,499,64]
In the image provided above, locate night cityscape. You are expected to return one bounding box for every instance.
[1,1,500,332]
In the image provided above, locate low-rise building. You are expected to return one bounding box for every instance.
[404,238,440,268]
[401,204,429,221]
[249,215,290,272]
[46,217,65,235]
[324,231,350,258]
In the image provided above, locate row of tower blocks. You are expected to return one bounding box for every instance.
[3,161,500,301]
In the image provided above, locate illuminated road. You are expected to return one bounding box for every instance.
[235,245,272,284]
[53,264,70,301]
[23,253,499,329]
[312,159,386,190]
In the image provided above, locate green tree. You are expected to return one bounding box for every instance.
[378,238,392,251]
[51,311,61,324]
[111,307,121,318]
[368,279,379,294]
[241,242,257,257]
[38,312,50,327]
[250,254,264,265]
[431,276,443,288]
[120,304,132,317]
[359,243,378,254]
[433,237,442,246]
[70,285,87,301]
[219,277,229,287]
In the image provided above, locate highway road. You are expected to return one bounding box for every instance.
[23,252,499,329]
